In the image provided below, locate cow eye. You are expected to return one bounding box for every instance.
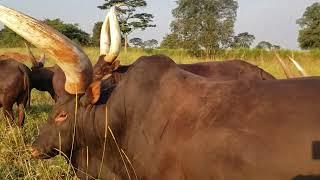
[55,111,68,124]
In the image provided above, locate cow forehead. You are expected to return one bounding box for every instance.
[52,96,77,112]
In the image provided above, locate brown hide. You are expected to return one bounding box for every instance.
[179,60,275,80]
[104,56,320,179]
[96,59,275,92]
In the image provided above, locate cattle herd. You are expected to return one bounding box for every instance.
[0,4,319,180]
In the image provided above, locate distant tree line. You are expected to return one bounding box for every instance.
[161,0,320,53]
[0,1,319,51]
[0,0,157,49]
[0,19,91,47]
[129,38,158,48]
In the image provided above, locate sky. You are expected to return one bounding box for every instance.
[0,0,318,49]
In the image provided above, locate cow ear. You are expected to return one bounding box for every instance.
[111,60,120,71]
[38,53,46,65]
[82,81,101,105]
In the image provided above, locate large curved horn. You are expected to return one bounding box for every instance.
[288,56,308,77]
[0,5,92,94]
[100,6,121,63]
[275,53,294,79]
[24,42,37,66]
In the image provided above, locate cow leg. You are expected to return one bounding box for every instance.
[3,104,14,126]
[27,91,31,109]
[17,104,25,127]
[17,92,28,127]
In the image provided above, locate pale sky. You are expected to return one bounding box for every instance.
[0,0,318,49]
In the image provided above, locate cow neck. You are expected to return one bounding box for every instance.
[30,67,54,91]
[113,65,130,83]
[71,100,126,176]
[74,102,108,150]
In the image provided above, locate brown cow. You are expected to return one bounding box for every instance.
[34,53,320,180]
[0,59,30,126]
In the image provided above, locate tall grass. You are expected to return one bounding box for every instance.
[0,47,320,179]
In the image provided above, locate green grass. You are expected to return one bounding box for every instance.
[0,47,320,179]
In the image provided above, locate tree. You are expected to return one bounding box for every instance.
[98,0,156,52]
[92,21,103,46]
[256,41,273,50]
[166,0,238,55]
[231,32,255,48]
[129,37,144,47]
[160,33,182,49]
[0,26,26,47]
[143,39,158,49]
[297,2,320,49]
[272,45,281,50]
[44,19,91,46]
[256,41,281,50]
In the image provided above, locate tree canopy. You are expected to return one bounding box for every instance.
[129,38,158,49]
[0,18,91,47]
[297,2,320,49]
[256,41,272,50]
[0,26,25,47]
[231,32,255,48]
[129,37,144,47]
[44,19,91,46]
[143,39,158,49]
[160,34,182,49]
[256,41,281,50]
[162,0,238,55]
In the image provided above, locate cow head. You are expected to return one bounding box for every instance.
[31,80,104,159]
[0,5,120,159]
[31,96,78,158]
[93,56,120,82]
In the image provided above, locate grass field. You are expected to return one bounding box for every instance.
[0,47,320,179]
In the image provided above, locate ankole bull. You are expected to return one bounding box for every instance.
[3,5,320,180]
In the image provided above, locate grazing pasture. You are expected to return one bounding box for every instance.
[0,47,320,179]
